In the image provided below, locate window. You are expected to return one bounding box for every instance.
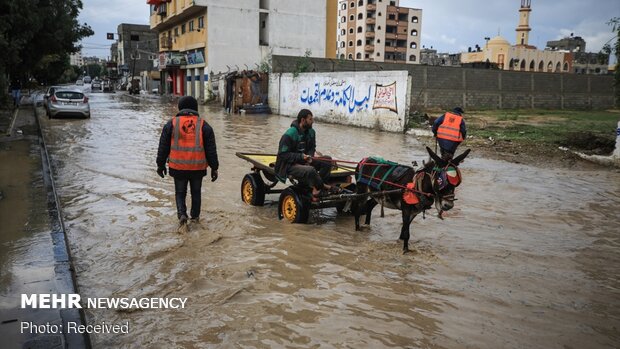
[340,54,345,59]
[348,40,353,47]
[529,60,535,70]
[377,52,380,56]
[340,41,345,48]
[358,0,363,6]
[357,39,362,46]
[341,3,346,10]
[538,61,544,71]
[181,23,186,34]
[348,54,353,59]
[349,28,354,34]
[377,39,380,43]
[358,13,363,19]
[390,1,396,5]
[410,29,417,36]
[189,19,194,32]
[378,12,381,16]
[356,52,362,59]
[350,2,355,8]
[563,62,569,72]
[130,34,140,41]
[341,16,346,23]
[341,29,346,35]
[411,16,418,23]
[350,14,354,21]
[198,16,204,29]
[357,26,362,33]
[378,25,381,30]
[410,42,417,49]
[262,20,266,29]
[174,27,179,36]
[365,54,369,58]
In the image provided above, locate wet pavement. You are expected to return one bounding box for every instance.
[33,90,620,348]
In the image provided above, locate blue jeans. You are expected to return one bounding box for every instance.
[173,176,203,219]
[11,89,20,107]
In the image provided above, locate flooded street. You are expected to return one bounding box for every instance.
[37,91,620,348]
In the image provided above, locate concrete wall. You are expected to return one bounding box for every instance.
[269,71,411,132]
[272,55,616,110]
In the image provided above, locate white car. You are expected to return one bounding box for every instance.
[47,89,90,119]
[76,79,84,86]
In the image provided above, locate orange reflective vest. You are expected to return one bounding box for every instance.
[168,115,208,171]
[436,112,464,142]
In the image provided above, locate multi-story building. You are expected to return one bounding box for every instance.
[461,0,571,73]
[420,48,461,67]
[336,0,422,64]
[70,52,83,67]
[545,35,608,75]
[116,24,159,77]
[148,0,338,99]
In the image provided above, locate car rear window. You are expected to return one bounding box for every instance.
[56,91,84,99]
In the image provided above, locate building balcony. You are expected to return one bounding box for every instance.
[398,7,409,14]
[160,36,173,49]
[365,45,375,52]
[365,31,375,38]
[387,5,398,13]
[366,17,376,25]
[386,19,398,26]
[367,4,376,11]
[384,46,406,53]
[385,32,397,40]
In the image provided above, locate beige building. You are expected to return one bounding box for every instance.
[337,0,422,64]
[461,0,571,73]
[149,0,338,99]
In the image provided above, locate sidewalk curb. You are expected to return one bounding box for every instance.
[5,107,18,137]
[33,98,92,349]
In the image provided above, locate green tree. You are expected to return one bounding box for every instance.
[608,17,620,107]
[0,0,93,104]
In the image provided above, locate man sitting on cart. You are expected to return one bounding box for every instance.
[275,109,339,199]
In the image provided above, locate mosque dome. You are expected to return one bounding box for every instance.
[488,36,510,47]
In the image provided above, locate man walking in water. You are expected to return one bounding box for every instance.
[156,96,219,225]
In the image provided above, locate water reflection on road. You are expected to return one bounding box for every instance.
[38,92,620,348]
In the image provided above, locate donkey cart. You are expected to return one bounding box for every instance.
[236,152,361,223]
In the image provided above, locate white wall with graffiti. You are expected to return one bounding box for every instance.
[269,71,411,132]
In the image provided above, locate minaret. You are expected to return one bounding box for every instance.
[515,0,532,46]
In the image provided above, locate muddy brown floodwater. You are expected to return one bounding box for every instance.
[37,92,620,348]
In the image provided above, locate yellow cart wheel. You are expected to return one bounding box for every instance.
[240,173,265,206]
[278,187,309,223]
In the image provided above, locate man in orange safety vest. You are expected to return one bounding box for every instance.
[432,107,467,160]
[156,96,219,226]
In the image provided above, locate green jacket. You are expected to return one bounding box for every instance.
[274,120,316,178]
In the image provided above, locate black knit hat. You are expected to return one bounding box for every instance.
[452,107,464,114]
[178,96,198,111]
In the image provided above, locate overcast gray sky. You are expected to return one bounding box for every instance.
[79,0,619,59]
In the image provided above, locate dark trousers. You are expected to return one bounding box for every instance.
[288,156,332,189]
[173,176,203,219]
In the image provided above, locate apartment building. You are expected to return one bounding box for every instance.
[116,24,159,76]
[149,0,338,99]
[70,52,83,67]
[336,0,422,64]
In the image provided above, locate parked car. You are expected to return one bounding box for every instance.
[83,76,92,84]
[102,79,113,93]
[47,89,90,119]
[76,79,84,86]
[91,79,102,92]
[43,86,61,115]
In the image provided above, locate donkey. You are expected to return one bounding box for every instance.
[353,147,470,253]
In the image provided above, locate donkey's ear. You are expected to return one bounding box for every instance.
[452,149,471,166]
[426,146,446,166]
